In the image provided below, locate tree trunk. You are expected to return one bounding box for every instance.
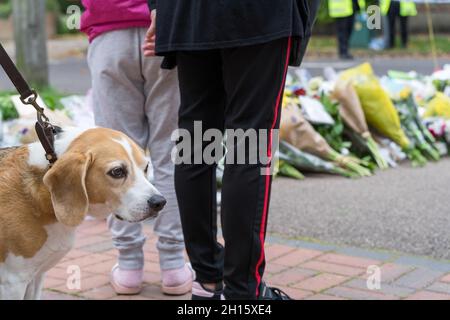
[12,0,49,88]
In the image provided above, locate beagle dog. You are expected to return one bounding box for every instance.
[0,127,166,300]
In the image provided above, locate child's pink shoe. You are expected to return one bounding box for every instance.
[110,264,143,295]
[161,263,194,295]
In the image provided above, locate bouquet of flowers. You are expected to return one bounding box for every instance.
[333,81,388,169]
[340,63,426,166]
[280,102,371,177]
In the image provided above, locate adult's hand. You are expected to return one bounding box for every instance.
[143,9,156,56]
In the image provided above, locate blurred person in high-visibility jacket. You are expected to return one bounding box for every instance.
[328,0,366,60]
[381,0,417,48]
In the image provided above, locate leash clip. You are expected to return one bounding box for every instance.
[20,89,50,123]
[20,89,59,166]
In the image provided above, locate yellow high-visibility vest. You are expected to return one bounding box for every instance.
[359,0,367,12]
[328,0,366,18]
[400,1,417,16]
[380,0,418,17]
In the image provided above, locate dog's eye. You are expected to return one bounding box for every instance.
[108,167,127,179]
[144,163,149,174]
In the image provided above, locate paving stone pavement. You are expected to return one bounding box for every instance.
[41,220,450,300]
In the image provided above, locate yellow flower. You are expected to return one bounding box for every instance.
[399,87,412,101]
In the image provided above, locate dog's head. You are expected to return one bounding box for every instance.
[43,128,166,227]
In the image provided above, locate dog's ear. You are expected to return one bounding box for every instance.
[43,152,92,227]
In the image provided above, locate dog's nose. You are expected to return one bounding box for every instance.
[148,195,166,212]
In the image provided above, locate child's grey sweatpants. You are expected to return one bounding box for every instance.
[87,28,185,271]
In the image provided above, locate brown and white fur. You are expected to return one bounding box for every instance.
[0,127,165,300]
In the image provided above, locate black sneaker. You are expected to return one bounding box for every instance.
[258,282,292,300]
[191,281,223,300]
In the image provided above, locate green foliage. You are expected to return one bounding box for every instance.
[0,88,67,121]
[307,34,450,57]
[46,0,61,13]
[0,0,11,19]
[57,0,82,13]
[55,0,83,35]
[314,93,351,152]
[0,0,69,19]
[316,1,332,25]
[56,14,79,34]
[433,79,450,93]
[278,160,305,180]
[38,87,67,111]
[0,91,18,120]
[0,0,81,19]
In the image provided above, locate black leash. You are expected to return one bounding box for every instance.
[0,42,58,166]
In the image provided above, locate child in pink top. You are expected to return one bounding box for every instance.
[81,0,192,296]
[81,0,150,42]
